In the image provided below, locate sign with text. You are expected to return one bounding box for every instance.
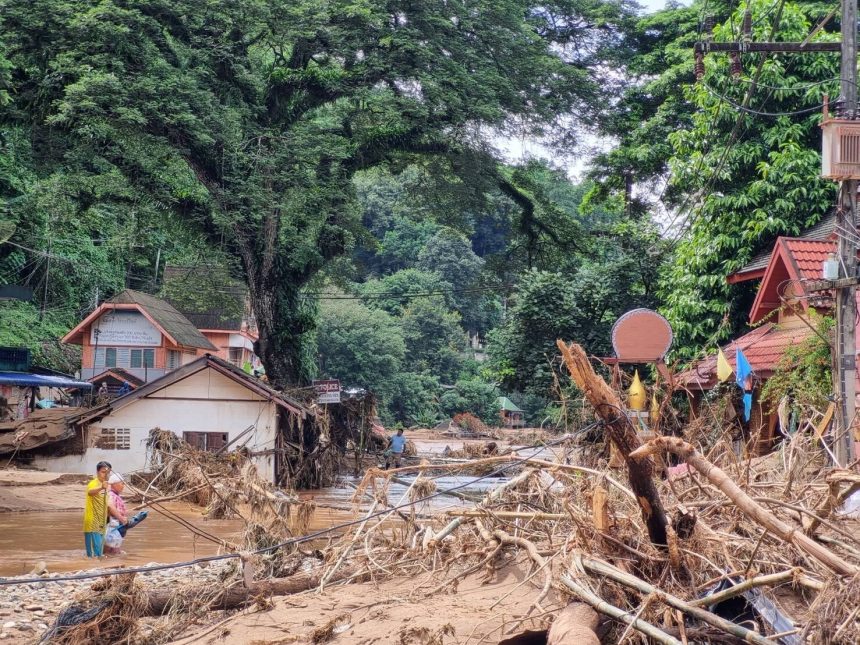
[313,379,341,404]
[90,311,162,347]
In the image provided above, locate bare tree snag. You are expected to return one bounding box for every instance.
[556,340,668,545]
[547,603,601,645]
[592,485,610,532]
[630,436,860,577]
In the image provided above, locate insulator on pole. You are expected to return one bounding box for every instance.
[703,15,715,41]
[742,10,753,42]
[730,51,743,77]
[695,51,705,80]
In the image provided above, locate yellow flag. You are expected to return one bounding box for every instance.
[628,370,647,411]
[717,348,733,382]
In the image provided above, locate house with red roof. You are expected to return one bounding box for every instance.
[678,219,853,452]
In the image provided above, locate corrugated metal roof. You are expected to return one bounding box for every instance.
[498,396,523,412]
[677,324,813,389]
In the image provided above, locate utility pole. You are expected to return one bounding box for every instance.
[833,0,858,465]
[695,6,857,463]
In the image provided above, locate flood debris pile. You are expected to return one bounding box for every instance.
[39,342,860,644]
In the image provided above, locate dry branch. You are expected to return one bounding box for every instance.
[575,555,778,645]
[630,436,860,577]
[556,339,668,545]
[560,575,682,645]
[141,565,361,616]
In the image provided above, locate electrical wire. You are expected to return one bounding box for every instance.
[0,429,597,587]
[700,83,829,117]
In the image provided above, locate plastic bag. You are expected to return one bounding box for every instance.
[105,522,123,549]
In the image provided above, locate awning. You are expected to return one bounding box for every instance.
[0,372,93,389]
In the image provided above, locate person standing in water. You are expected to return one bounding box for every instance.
[105,472,128,555]
[83,461,111,557]
[385,428,407,469]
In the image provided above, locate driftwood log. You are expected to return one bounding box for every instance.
[547,603,601,645]
[630,436,860,577]
[140,565,360,616]
[556,340,668,545]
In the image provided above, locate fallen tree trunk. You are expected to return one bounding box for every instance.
[141,564,360,616]
[547,603,600,645]
[556,340,668,545]
[630,436,860,577]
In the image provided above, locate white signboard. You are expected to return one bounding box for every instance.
[90,311,162,347]
[313,379,341,404]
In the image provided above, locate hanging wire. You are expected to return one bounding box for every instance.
[700,83,829,116]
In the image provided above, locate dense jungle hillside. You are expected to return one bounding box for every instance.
[0,0,843,424]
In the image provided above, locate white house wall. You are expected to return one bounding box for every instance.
[33,367,280,482]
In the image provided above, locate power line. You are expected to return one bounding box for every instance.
[700,83,828,117]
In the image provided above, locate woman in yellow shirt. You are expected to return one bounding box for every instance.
[83,461,111,557]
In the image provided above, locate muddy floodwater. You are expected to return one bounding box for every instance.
[0,505,246,577]
[0,473,503,578]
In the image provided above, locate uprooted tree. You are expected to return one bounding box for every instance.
[1,0,633,386]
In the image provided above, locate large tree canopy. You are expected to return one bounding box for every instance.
[586,0,840,354]
[1,0,634,385]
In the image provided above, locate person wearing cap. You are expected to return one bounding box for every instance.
[83,461,111,557]
[105,472,128,554]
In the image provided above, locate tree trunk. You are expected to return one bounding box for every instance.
[547,603,600,645]
[556,340,668,545]
[141,564,360,616]
[247,270,316,387]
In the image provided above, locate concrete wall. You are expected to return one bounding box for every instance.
[34,367,280,482]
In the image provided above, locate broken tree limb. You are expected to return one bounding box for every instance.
[689,568,805,608]
[430,468,536,546]
[140,564,361,616]
[804,471,860,537]
[560,575,683,645]
[444,510,565,520]
[546,603,601,645]
[574,555,777,645]
[556,340,668,545]
[630,436,860,577]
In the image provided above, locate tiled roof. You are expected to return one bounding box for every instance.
[677,323,813,390]
[106,290,217,351]
[783,239,836,279]
[729,212,837,280]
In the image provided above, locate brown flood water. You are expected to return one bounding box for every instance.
[0,504,247,577]
[0,474,486,578]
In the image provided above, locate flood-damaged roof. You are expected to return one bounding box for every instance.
[0,407,104,455]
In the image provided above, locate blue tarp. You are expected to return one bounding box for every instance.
[0,372,93,389]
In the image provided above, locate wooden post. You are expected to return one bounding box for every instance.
[557,340,668,545]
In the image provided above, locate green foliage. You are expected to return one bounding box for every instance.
[316,295,406,393]
[159,261,245,324]
[401,297,465,384]
[761,316,833,411]
[2,0,618,385]
[439,379,499,424]
[0,302,80,373]
[360,269,455,316]
[638,0,836,354]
